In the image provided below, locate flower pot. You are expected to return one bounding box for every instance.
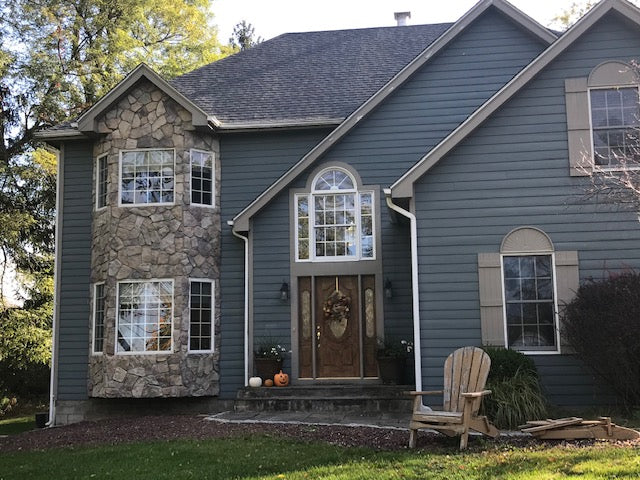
[35,412,48,428]
[254,357,283,381]
[377,356,404,385]
[404,357,416,385]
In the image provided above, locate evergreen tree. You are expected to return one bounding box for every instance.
[229,20,263,51]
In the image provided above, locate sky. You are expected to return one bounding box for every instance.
[212,0,578,43]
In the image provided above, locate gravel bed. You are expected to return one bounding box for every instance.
[1,415,638,453]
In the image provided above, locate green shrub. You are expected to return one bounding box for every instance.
[0,361,50,398]
[483,347,537,381]
[562,272,640,409]
[481,347,547,429]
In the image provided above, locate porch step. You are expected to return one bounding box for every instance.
[234,385,413,413]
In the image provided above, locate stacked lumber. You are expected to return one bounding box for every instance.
[520,417,640,441]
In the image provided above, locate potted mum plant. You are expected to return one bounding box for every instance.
[253,339,288,381]
[377,337,413,384]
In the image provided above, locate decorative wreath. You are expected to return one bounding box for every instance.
[323,290,351,325]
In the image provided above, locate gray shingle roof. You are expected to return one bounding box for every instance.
[171,23,453,126]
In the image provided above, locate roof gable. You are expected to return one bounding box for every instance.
[77,63,213,133]
[391,0,640,198]
[231,0,557,231]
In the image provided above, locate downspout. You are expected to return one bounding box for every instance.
[47,145,63,427]
[384,188,422,391]
[228,220,250,386]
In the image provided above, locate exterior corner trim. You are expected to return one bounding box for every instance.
[47,144,64,427]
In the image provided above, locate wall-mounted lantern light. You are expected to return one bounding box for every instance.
[384,279,393,299]
[280,281,290,302]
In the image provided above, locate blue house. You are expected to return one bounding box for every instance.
[39,0,640,424]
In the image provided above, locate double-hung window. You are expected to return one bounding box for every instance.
[590,87,640,168]
[295,168,374,261]
[190,150,214,206]
[566,61,640,175]
[189,280,214,352]
[120,149,175,205]
[92,283,106,354]
[96,154,108,209]
[477,227,576,354]
[116,280,173,353]
[502,255,557,351]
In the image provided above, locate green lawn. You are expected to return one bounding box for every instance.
[0,436,638,480]
[0,415,36,436]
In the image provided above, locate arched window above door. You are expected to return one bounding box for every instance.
[295,167,375,262]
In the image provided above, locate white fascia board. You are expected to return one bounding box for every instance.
[391,0,640,198]
[34,129,88,141]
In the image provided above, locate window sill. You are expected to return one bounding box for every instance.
[512,349,561,355]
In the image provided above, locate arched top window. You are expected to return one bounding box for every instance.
[588,61,640,169]
[501,227,554,254]
[566,61,640,175]
[313,168,355,192]
[295,167,375,262]
[499,227,559,352]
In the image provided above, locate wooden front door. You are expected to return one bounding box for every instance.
[298,275,377,379]
[315,276,360,377]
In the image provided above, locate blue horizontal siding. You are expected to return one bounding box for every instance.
[247,8,548,351]
[219,129,330,396]
[57,142,93,401]
[413,12,640,405]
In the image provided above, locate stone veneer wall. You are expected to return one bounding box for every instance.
[89,80,220,398]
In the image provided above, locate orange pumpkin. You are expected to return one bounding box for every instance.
[264,379,274,387]
[274,370,289,387]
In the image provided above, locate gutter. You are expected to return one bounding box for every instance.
[47,145,63,427]
[214,118,343,132]
[228,221,250,386]
[384,189,422,391]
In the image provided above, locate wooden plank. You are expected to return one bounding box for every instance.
[449,349,463,412]
[467,348,483,392]
[521,417,583,433]
[460,347,474,396]
[409,421,464,434]
[532,425,640,441]
[413,410,464,421]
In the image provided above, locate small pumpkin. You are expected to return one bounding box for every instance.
[248,376,262,388]
[264,379,274,387]
[274,370,289,387]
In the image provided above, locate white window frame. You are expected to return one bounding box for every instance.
[95,154,108,211]
[188,278,215,353]
[118,148,176,207]
[115,279,174,355]
[295,167,376,262]
[189,149,215,208]
[500,253,561,355]
[92,282,106,355]
[588,85,640,171]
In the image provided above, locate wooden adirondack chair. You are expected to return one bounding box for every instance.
[408,346,499,450]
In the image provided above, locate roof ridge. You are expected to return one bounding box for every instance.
[279,22,456,36]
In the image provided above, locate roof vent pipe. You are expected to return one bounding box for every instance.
[394,11,411,26]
